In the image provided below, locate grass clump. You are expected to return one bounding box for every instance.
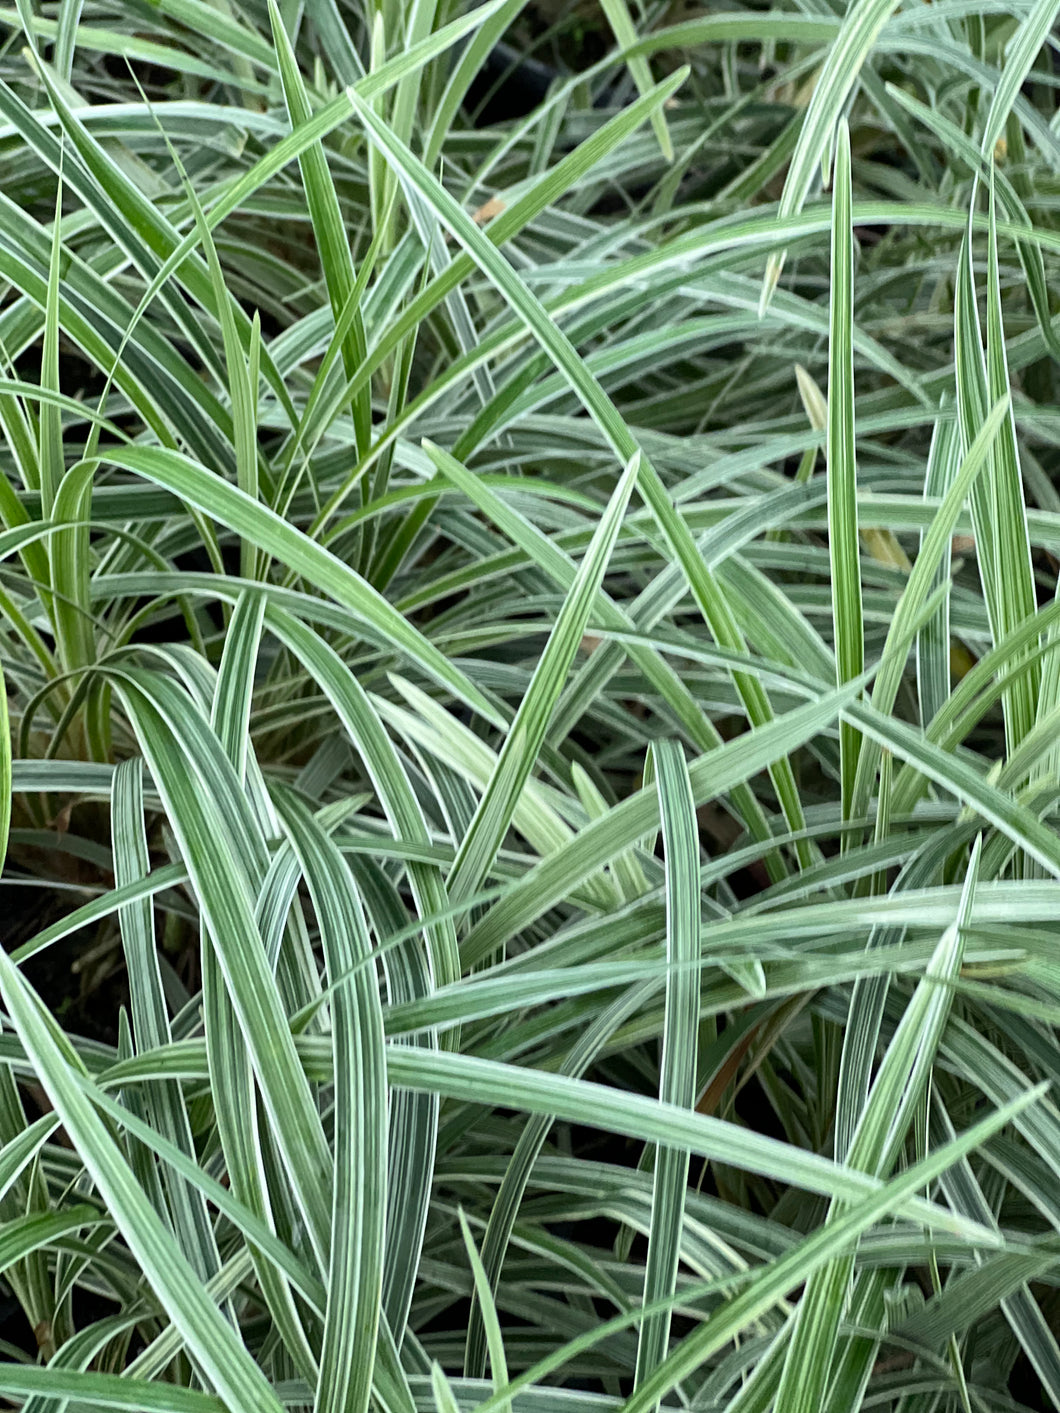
[2,0,1060,1407]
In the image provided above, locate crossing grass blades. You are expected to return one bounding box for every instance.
[2,0,1060,1407]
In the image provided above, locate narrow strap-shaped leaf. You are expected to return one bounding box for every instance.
[204,595,319,1378]
[850,395,1009,820]
[176,155,266,575]
[827,120,863,825]
[954,191,1038,763]
[269,0,370,458]
[422,0,525,166]
[346,854,436,1349]
[978,0,1060,158]
[38,169,63,517]
[49,457,96,682]
[445,453,640,907]
[10,863,188,966]
[883,76,1060,356]
[458,1212,511,1413]
[113,758,221,1286]
[634,741,700,1388]
[110,669,334,1274]
[18,1312,144,1413]
[984,175,1040,758]
[274,790,387,1413]
[763,0,903,305]
[916,407,961,730]
[356,66,689,585]
[0,653,8,865]
[0,1365,227,1411]
[598,0,673,160]
[52,0,83,80]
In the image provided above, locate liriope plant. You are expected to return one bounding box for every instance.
[0,0,1059,1408]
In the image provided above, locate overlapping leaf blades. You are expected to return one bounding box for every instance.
[0,0,1058,1407]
